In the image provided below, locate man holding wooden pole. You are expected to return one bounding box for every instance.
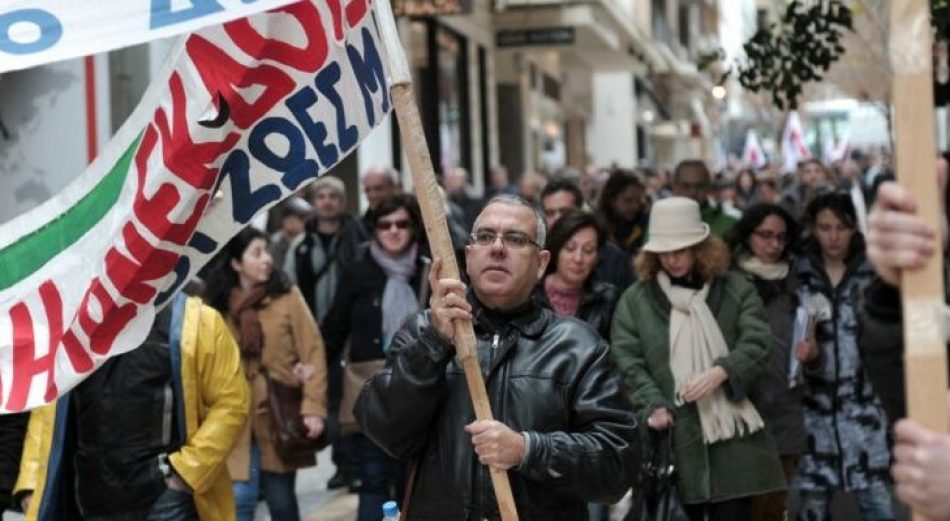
[354,195,638,520]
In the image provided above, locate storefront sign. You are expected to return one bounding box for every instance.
[496,27,574,48]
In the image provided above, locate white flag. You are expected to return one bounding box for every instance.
[781,111,811,174]
[742,130,767,169]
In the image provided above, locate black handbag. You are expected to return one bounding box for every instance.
[626,426,689,521]
[266,373,329,463]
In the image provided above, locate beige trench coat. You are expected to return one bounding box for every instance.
[226,285,328,479]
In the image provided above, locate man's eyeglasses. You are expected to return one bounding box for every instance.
[752,230,788,243]
[469,229,541,249]
[377,219,411,231]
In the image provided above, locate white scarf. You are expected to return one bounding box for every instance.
[658,272,765,444]
[737,254,789,281]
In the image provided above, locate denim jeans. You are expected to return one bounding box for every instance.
[355,434,405,521]
[798,481,894,521]
[233,441,301,521]
[84,487,196,521]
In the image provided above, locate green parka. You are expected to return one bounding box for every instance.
[610,271,786,504]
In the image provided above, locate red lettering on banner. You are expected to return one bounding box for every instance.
[224,2,329,74]
[60,332,93,374]
[187,36,296,129]
[73,278,138,356]
[346,0,368,28]
[154,72,240,190]
[326,0,344,42]
[6,281,62,411]
[105,223,180,304]
[132,126,212,246]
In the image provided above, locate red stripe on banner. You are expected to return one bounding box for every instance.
[84,56,98,164]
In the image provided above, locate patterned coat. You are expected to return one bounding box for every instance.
[793,252,890,492]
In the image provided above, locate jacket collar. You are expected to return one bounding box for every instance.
[469,291,549,338]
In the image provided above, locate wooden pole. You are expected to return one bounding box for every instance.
[890,2,949,520]
[374,1,519,519]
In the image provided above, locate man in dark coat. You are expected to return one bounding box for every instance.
[0,413,28,513]
[355,195,637,520]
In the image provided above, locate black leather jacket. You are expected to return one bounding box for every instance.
[355,298,638,521]
[534,280,620,341]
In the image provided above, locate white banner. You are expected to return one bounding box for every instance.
[0,0,300,73]
[0,0,392,412]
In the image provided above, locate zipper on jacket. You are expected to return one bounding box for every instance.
[161,384,173,445]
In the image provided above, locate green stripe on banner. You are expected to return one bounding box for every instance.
[0,134,142,290]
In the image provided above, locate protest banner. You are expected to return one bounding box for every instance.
[0,0,302,73]
[0,0,392,412]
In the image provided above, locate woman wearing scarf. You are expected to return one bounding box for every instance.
[794,193,893,521]
[611,197,785,521]
[322,194,431,521]
[727,204,806,521]
[203,227,329,521]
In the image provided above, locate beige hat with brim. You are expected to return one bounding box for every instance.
[641,197,710,253]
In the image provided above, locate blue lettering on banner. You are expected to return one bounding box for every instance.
[155,257,190,307]
[220,149,282,224]
[346,27,390,127]
[0,9,62,55]
[314,62,358,155]
[188,232,218,254]
[286,88,338,168]
[150,0,224,30]
[248,117,318,191]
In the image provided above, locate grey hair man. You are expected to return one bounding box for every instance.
[356,195,637,520]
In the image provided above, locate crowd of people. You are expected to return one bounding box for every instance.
[1,149,950,521]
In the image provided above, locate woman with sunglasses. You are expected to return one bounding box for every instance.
[726,204,805,521]
[322,194,431,521]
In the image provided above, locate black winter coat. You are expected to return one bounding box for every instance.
[354,298,638,521]
[858,262,950,427]
[534,280,620,341]
[737,269,806,456]
[0,412,28,511]
[322,244,431,364]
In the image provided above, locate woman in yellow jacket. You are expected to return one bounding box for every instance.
[14,293,250,520]
[202,227,328,521]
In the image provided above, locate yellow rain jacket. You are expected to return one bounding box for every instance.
[14,295,249,520]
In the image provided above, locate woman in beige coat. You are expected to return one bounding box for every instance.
[204,227,328,521]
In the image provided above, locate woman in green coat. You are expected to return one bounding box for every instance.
[611,197,785,521]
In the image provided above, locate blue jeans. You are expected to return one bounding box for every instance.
[355,434,405,521]
[798,481,894,521]
[233,441,301,521]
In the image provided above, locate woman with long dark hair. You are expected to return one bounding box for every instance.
[322,194,431,521]
[727,204,805,521]
[203,227,328,521]
[794,192,893,520]
[611,197,784,521]
[535,209,619,340]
